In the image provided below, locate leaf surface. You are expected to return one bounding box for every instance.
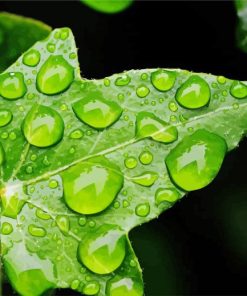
[1,28,247,296]
[81,0,133,13]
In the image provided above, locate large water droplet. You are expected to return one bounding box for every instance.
[124,156,138,169]
[78,224,126,274]
[82,281,100,295]
[136,85,150,98]
[0,72,27,100]
[1,222,13,235]
[62,157,124,214]
[175,75,210,109]
[73,97,122,129]
[23,104,64,147]
[0,109,12,127]
[155,188,180,204]
[130,172,158,187]
[28,224,46,237]
[135,203,150,217]
[165,129,227,191]
[36,55,74,95]
[106,275,144,296]
[230,80,247,99]
[151,69,176,91]
[136,112,178,143]
[23,49,40,67]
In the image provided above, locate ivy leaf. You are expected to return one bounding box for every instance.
[0,12,51,72]
[81,0,133,14]
[1,27,247,296]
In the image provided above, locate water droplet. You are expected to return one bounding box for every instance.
[131,172,158,187]
[26,166,33,174]
[106,275,144,296]
[151,69,176,91]
[49,180,58,189]
[135,203,150,217]
[73,97,122,129]
[113,201,120,209]
[0,72,26,100]
[155,188,180,205]
[78,217,87,226]
[124,157,137,169]
[47,43,56,53]
[115,74,131,86]
[78,224,126,274]
[233,102,239,110]
[230,80,247,99]
[1,132,8,139]
[1,222,13,235]
[139,151,153,165]
[0,109,12,127]
[60,28,70,40]
[136,85,150,98]
[36,209,51,220]
[9,131,16,140]
[37,55,74,95]
[175,75,210,109]
[165,129,227,191]
[70,129,84,139]
[71,279,80,290]
[141,73,148,80]
[217,76,226,84]
[136,112,178,143]
[168,102,178,112]
[104,78,110,87]
[28,224,46,237]
[56,215,70,233]
[69,52,77,59]
[123,200,130,208]
[62,157,124,214]
[23,105,64,147]
[82,281,100,295]
[23,49,40,67]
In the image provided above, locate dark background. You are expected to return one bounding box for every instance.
[2,1,247,295]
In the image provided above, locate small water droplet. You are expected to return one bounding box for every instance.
[23,105,64,147]
[78,224,126,274]
[9,131,16,140]
[104,78,110,87]
[36,208,51,220]
[82,281,100,295]
[49,180,58,189]
[0,72,26,100]
[70,129,84,139]
[60,28,70,40]
[71,279,80,290]
[136,112,178,143]
[135,203,150,217]
[23,49,41,67]
[168,101,178,112]
[56,215,70,233]
[136,85,150,98]
[230,80,247,99]
[141,73,148,80]
[139,151,153,165]
[106,275,143,296]
[151,69,176,91]
[1,222,13,235]
[69,52,77,59]
[73,97,122,129]
[175,75,210,109]
[1,132,8,139]
[165,129,227,191]
[217,76,226,84]
[155,188,180,204]
[37,55,74,95]
[26,166,33,174]
[47,43,56,53]
[130,172,158,187]
[78,217,87,226]
[115,74,131,86]
[0,109,12,127]
[28,224,46,237]
[123,200,130,208]
[124,156,137,169]
[62,157,124,214]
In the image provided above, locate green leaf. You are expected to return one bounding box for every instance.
[81,0,133,14]
[235,0,247,52]
[1,28,247,296]
[0,12,51,72]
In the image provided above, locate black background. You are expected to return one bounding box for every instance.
[2,1,247,295]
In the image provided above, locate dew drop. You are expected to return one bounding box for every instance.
[23,105,64,148]
[136,112,178,143]
[0,72,27,100]
[136,85,150,98]
[106,275,144,296]
[1,222,13,235]
[168,102,178,112]
[175,75,210,109]
[36,55,74,95]
[124,157,137,169]
[47,43,56,53]
[73,97,122,129]
[78,224,126,274]
[56,215,70,233]
[155,188,180,205]
[217,76,226,84]
[62,157,124,214]
[0,110,12,127]
[165,129,227,191]
[230,80,247,99]
[71,279,80,290]
[28,224,46,237]
[49,180,58,189]
[135,203,150,217]
[104,78,110,87]
[151,69,176,91]
[23,49,40,67]
[70,129,84,139]
[139,151,153,165]
[82,281,100,295]
[115,74,131,86]
[9,131,16,140]
[78,217,87,226]
[36,209,51,220]
[130,172,158,187]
